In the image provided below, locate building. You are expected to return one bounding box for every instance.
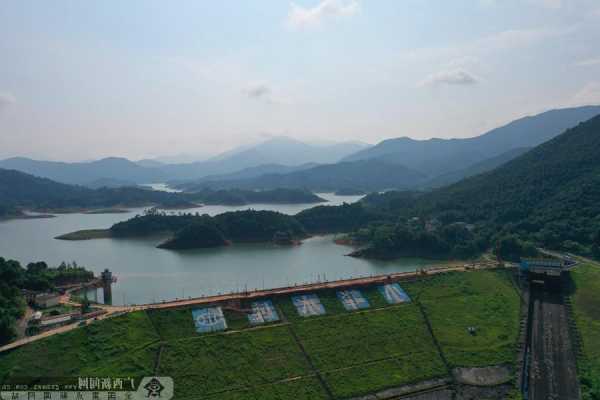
[520,258,566,283]
[34,293,61,309]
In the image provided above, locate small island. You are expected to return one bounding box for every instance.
[57,208,308,250]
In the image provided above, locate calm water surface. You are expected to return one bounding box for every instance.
[0,193,431,305]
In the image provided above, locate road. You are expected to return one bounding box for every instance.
[0,261,499,354]
[528,285,580,400]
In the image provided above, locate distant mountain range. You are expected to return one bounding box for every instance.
[0,157,164,186]
[1,106,599,193]
[170,105,600,192]
[0,137,370,185]
[343,105,600,177]
[175,159,426,192]
[0,168,329,215]
[0,168,191,212]
[363,112,600,248]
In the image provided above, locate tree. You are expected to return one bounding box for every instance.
[494,235,538,263]
[592,231,600,260]
[80,293,91,314]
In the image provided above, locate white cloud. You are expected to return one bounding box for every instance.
[286,0,359,30]
[475,26,574,51]
[575,57,600,67]
[570,82,600,106]
[419,70,479,87]
[244,82,272,99]
[0,92,16,112]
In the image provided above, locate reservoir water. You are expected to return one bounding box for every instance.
[0,193,432,305]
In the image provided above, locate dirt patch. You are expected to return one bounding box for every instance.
[398,389,454,400]
[456,383,514,400]
[453,365,512,386]
[347,378,451,400]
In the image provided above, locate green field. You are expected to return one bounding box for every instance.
[570,263,600,399]
[0,269,522,399]
[0,312,159,379]
[405,270,521,367]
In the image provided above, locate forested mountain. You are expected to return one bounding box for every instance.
[343,105,600,178]
[0,168,328,213]
[354,114,600,258]
[178,159,426,192]
[0,157,165,185]
[424,147,531,188]
[0,168,191,211]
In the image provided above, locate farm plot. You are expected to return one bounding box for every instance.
[405,270,520,367]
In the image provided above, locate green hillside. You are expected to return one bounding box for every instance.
[357,114,600,258]
[0,269,520,399]
[0,168,192,211]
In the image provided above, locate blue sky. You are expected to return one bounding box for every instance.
[1,0,599,161]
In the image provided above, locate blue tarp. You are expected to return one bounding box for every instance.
[248,299,280,325]
[292,293,326,317]
[378,283,411,304]
[337,289,370,311]
[192,307,228,333]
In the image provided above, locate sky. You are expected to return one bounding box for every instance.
[0,0,599,161]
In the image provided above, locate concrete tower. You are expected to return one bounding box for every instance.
[101,269,113,305]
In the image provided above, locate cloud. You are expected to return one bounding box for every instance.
[0,92,16,111]
[244,82,272,99]
[570,82,600,106]
[286,0,359,30]
[475,27,574,51]
[419,70,479,87]
[575,57,600,67]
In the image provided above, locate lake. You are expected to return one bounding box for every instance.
[0,193,432,305]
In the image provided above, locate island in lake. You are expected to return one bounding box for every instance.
[57,209,309,249]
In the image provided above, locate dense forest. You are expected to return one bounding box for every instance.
[0,259,94,345]
[295,202,383,233]
[157,223,229,249]
[301,115,600,260]
[111,208,307,249]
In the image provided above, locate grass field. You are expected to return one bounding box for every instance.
[404,270,521,367]
[0,312,159,380]
[570,263,600,399]
[0,269,522,399]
